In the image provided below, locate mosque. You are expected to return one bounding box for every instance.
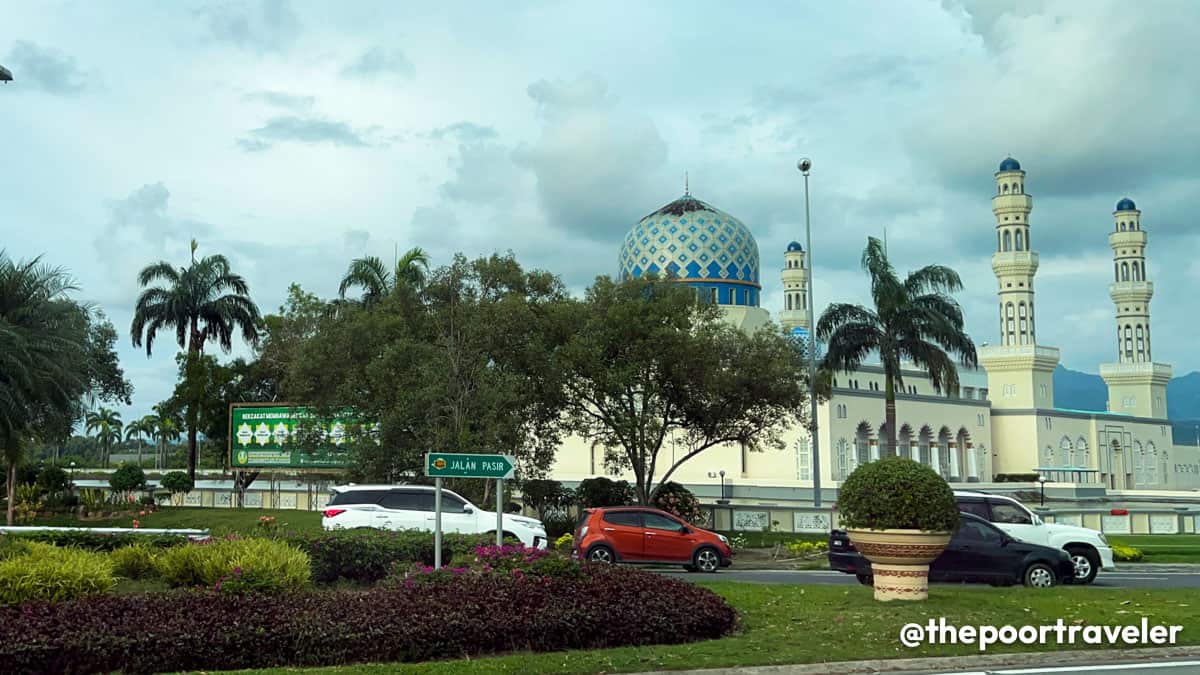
[548,158,1200,509]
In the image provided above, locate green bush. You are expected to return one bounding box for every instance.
[837,456,959,532]
[576,477,634,507]
[0,538,30,561]
[160,470,193,500]
[0,542,116,604]
[7,530,189,552]
[541,512,576,540]
[652,481,705,524]
[36,465,70,493]
[110,543,159,579]
[155,537,310,593]
[109,463,147,494]
[1112,543,1144,562]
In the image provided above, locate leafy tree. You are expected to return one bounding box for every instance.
[576,477,634,508]
[0,252,126,524]
[817,237,978,458]
[519,479,575,520]
[554,276,810,505]
[337,248,430,306]
[84,407,122,469]
[159,470,194,505]
[36,464,70,495]
[130,239,262,480]
[109,462,147,496]
[290,253,570,492]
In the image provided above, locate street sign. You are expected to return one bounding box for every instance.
[425,452,516,479]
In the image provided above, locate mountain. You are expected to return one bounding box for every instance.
[1051,365,1200,445]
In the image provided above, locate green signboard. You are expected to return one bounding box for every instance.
[229,404,375,470]
[425,452,516,479]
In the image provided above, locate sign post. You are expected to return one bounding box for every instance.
[425,452,517,568]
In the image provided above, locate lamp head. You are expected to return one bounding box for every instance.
[797,158,812,174]
[1038,475,1047,484]
[719,469,725,477]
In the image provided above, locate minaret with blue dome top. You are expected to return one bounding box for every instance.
[1100,196,1171,420]
[618,189,772,332]
[780,240,809,333]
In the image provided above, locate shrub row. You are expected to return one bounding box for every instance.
[994,473,1042,483]
[3,531,191,552]
[282,530,520,584]
[0,542,116,605]
[0,565,737,674]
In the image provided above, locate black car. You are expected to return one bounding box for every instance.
[828,513,1075,588]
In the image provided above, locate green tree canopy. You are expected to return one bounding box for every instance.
[553,276,811,505]
[816,236,978,458]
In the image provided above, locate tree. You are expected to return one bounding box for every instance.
[576,477,634,508]
[0,252,128,524]
[290,253,570,491]
[159,470,194,506]
[84,407,122,469]
[816,236,978,458]
[337,247,430,306]
[130,239,262,480]
[519,479,575,521]
[124,417,152,468]
[109,462,147,498]
[555,276,810,505]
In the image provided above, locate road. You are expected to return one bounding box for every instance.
[659,568,1200,589]
[911,659,1200,674]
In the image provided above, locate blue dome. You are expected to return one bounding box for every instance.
[786,241,803,252]
[999,157,1021,171]
[619,194,762,307]
[1116,197,1136,211]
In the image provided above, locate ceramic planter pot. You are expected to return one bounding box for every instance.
[847,528,951,601]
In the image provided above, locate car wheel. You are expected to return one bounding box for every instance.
[1066,546,1100,585]
[693,547,721,573]
[586,545,615,564]
[1023,562,1057,588]
[856,573,873,586]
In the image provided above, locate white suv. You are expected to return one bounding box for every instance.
[322,484,549,549]
[955,490,1114,584]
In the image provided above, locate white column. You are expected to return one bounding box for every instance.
[870,441,880,462]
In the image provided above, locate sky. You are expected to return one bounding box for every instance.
[3,0,1199,425]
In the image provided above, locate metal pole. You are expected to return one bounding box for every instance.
[801,160,822,508]
[434,477,443,569]
[496,478,504,547]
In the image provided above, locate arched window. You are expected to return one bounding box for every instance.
[1132,261,1141,281]
[918,426,933,468]
[836,439,850,480]
[1003,230,1012,251]
[1133,441,1145,485]
[1015,229,1024,251]
[1061,437,1074,467]
[855,423,872,467]
[1077,437,1090,469]
[1003,183,1010,193]
[936,427,952,478]
[1147,442,1158,484]
[1121,262,1130,281]
[1120,222,1127,231]
[1041,445,1054,468]
[1114,262,1120,281]
[898,425,913,459]
[786,294,793,311]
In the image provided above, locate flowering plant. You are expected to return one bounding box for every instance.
[651,481,705,524]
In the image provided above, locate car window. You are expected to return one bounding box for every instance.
[642,512,685,532]
[956,520,1000,542]
[603,511,643,528]
[328,489,389,506]
[989,501,1033,525]
[380,490,426,511]
[958,500,990,519]
[440,494,468,513]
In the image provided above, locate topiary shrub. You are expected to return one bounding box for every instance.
[651,481,705,524]
[576,477,634,508]
[155,537,310,593]
[0,542,117,604]
[837,457,959,532]
[109,463,147,495]
[160,471,194,504]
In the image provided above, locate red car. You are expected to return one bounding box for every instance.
[573,506,733,573]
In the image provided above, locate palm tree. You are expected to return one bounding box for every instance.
[144,406,181,469]
[85,407,122,469]
[131,240,261,480]
[124,418,152,468]
[0,251,91,524]
[817,237,978,459]
[338,247,430,305]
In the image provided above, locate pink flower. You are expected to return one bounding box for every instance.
[139,511,146,517]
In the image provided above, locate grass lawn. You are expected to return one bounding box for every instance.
[1109,535,1200,563]
[232,583,1200,675]
[27,507,323,535]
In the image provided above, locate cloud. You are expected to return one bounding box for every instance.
[427,122,498,143]
[241,90,314,111]
[196,0,301,53]
[4,41,90,95]
[513,74,670,240]
[341,46,414,79]
[237,116,375,151]
[439,142,526,206]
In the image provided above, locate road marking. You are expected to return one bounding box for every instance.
[988,661,1200,673]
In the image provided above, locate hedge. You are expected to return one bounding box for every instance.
[994,473,1041,483]
[282,530,521,584]
[2,531,191,552]
[0,566,738,674]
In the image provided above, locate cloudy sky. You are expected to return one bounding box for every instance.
[3,0,1199,424]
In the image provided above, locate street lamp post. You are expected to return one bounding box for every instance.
[798,158,821,508]
[717,470,729,504]
[1038,475,1047,506]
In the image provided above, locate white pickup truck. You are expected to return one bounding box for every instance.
[954,490,1115,584]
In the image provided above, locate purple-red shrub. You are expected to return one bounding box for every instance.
[0,565,737,674]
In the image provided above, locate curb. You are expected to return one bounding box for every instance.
[630,646,1200,674]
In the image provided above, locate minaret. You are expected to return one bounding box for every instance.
[780,241,809,333]
[979,157,1060,411]
[1100,198,1170,418]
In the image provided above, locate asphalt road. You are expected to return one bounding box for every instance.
[658,568,1200,589]
[910,659,1200,674]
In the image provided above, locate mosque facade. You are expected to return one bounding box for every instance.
[547,159,1200,501]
